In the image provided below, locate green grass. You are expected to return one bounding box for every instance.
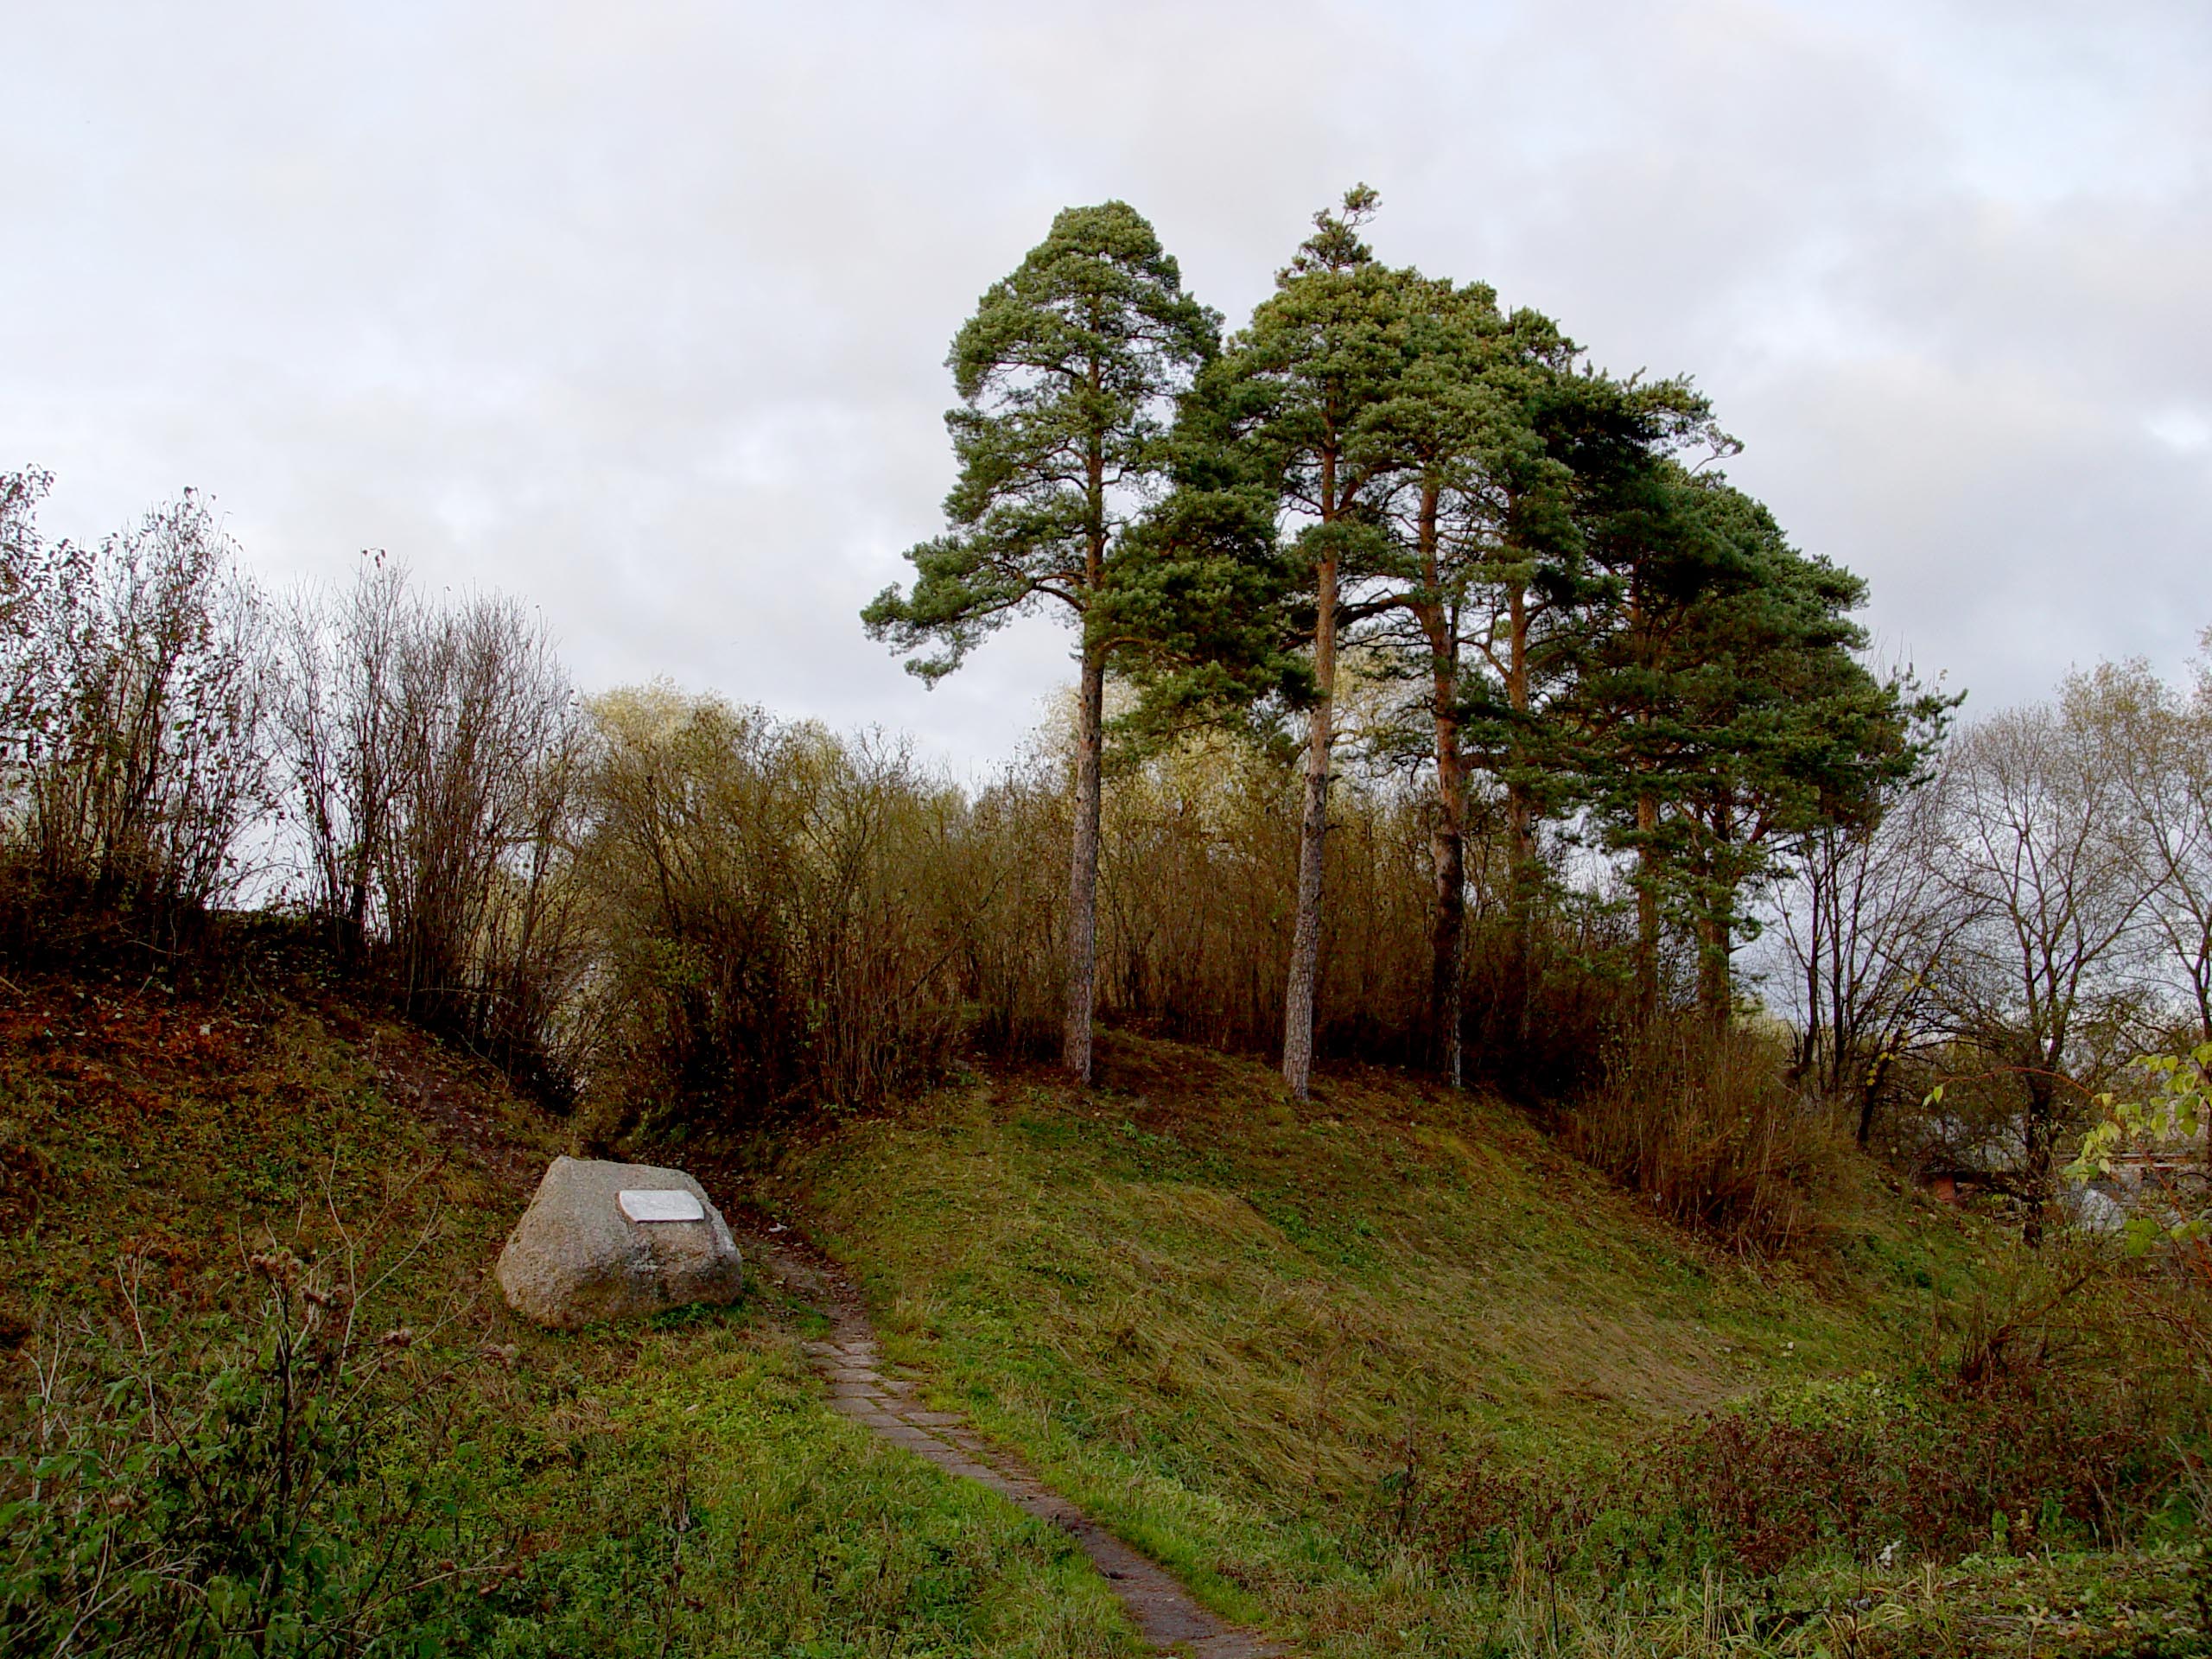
[6,981,2198,1656]
[450,1319,1135,1656]
[775,1032,2192,1656]
[0,975,1141,1656]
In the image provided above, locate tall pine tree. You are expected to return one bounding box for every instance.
[863,202,1218,1082]
[1584,474,1929,1016]
[1195,187,1413,1096]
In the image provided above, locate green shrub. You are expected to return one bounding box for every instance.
[0,1248,493,1655]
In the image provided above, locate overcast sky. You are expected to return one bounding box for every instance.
[5,0,2207,774]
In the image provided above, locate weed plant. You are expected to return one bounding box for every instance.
[3,1240,494,1651]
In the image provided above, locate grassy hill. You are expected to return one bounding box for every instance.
[772,1033,2205,1655]
[3,975,2202,1656]
[0,972,1136,1657]
[784,1033,1974,1465]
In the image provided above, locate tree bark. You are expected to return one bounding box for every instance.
[1503,582,1535,1041]
[1627,567,1661,1024]
[1855,1050,1891,1148]
[1796,842,1827,1082]
[1065,639,1105,1083]
[1414,480,1465,1085]
[1064,401,1108,1084]
[1694,798,1736,1022]
[1429,798,1465,1085]
[1695,911,1730,1020]
[1636,792,1660,1020]
[1283,551,1338,1099]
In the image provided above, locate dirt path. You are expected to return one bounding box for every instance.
[737,1228,1284,1659]
[372,1045,1281,1658]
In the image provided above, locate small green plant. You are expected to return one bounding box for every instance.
[0,1230,494,1655]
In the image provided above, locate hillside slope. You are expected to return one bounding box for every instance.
[0,973,1137,1657]
[3,980,2194,1656]
[782,1031,1980,1464]
[772,1033,2193,1656]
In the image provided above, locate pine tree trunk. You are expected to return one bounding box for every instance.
[1065,404,1109,1084]
[1414,481,1465,1085]
[1428,785,1465,1086]
[1282,553,1338,1099]
[1796,849,1826,1082]
[1695,801,1737,1021]
[1695,912,1730,1020]
[1064,640,1104,1083]
[1625,571,1660,1024]
[1503,584,1535,1042]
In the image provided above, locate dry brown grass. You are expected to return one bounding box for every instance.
[1561,1020,1850,1255]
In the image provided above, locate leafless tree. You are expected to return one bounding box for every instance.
[2069,652,2212,1046]
[275,556,411,955]
[1927,704,2156,1243]
[0,468,94,750]
[22,492,272,934]
[377,589,588,1091]
[1777,772,1972,1147]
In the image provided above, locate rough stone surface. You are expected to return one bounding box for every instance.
[496,1156,742,1329]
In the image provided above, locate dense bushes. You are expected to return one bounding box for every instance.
[982,724,1635,1092]
[580,691,977,1130]
[279,561,589,1099]
[0,480,1659,1133]
[576,692,1572,1131]
[0,474,1915,1230]
[1561,1020,1840,1254]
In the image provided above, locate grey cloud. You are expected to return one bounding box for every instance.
[3,0,2207,770]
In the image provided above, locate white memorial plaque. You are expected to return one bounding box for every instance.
[619,1188,705,1224]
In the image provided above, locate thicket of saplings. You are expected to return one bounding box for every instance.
[6,469,2210,1242]
[0,473,1745,1147]
[3,470,2210,1647]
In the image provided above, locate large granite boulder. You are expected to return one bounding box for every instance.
[496,1156,743,1329]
